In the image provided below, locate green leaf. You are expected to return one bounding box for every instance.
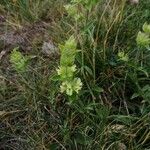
[50,74,60,81]
[92,85,103,93]
[131,93,139,99]
[84,66,93,76]
[108,115,138,125]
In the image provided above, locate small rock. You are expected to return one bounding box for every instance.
[129,0,139,5]
[0,50,6,60]
[117,143,127,150]
[42,41,59,56]
[0,32,25,46]
[0,15,5,23]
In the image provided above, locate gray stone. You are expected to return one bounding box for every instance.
[42,41,59,56]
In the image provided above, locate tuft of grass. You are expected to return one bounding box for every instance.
[0,0,64,25]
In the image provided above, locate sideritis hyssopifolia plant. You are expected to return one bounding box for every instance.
[136,22,150,48]
[10,47,29,73]
[131,22,150,107]
[63,0,100,97]
[56,36,82,97]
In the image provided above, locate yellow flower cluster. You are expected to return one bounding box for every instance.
[60,78,82,96]
[136,22,150,47]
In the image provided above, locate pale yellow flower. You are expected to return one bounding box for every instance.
[136,31,150,46]
[143,22,150,34]
[60,78,82,96]
[73,78,82,94]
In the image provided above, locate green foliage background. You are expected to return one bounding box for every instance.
[0,0,150,149]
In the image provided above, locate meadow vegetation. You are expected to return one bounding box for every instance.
[0,0,150,149]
